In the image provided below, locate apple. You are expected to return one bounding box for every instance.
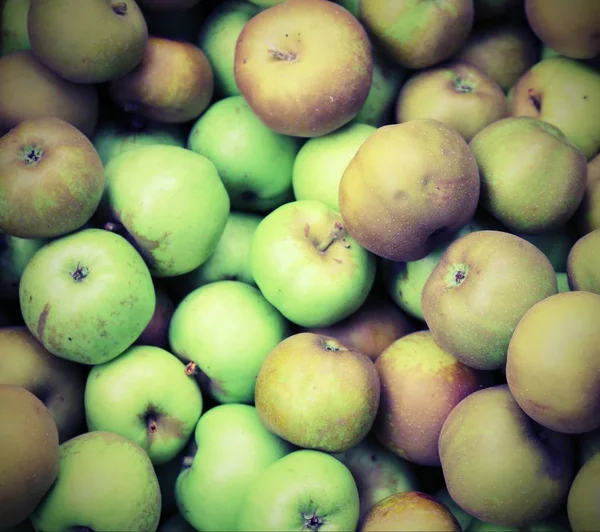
[255,332,380,452]
[510,57,600,160]
[579,428,600,466]
[19,228,156,365]
[30,431,162,532]
[169,280,290,404]
[102,145,230,277]
[109,37,214,124]
[359,0,474,69]
[0,0,31,56]
[567,451,600,531]
[332,0,359,18]
[395,61,509,142]
[556,272,570,293]
[197,0,261,97]
[575,152,600,235]
[0,233,47,300]
[0,117,105,239]
[187,95,300,212]
[339,119,481,262]
[237,449,360,531]
[434,487,476,532]
[175,404,294,531]
[517,226,576,272]
[250,200,376,328]
[567,229,600,294]
[234,0,372,137]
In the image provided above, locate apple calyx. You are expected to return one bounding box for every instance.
[322,338,345,353]
[111,2,128,15]
[302,512,324,531]
[444,263,469,288]
[528,88,541,112]
[71,262,90,283]
[453,76,475,94]
[268,48,297,62]
[18,145,45,166]
[185,361,199,376]
[312,221,351,253]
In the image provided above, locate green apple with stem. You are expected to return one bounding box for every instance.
[292,123,376,211]
[175,404,294,531]
[19,228,156,365]
[237,449,360,531]
[31,431,162,532]
[250,200,376,328]
[85,345,203,465]
[0,233,47,299]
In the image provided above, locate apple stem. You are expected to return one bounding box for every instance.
[268,48,297,61]
[111,2,128,15]
[185,361,199,376]
[315,222,346,252]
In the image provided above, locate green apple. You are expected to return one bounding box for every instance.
[556,272,570,293]
[237,449,360,531]
[0,0,31,56]
[0,233,47,300]
[187,95,300,212]
[332,0,359,17]
[197,0,261,97]
[85,345,203,465]
[31,431,161,532]
[250,200,376,327]
[292,123,376,211]
[168,211,262,301]
[517,226,575,271]
[19,228,155,365]
[175,404,294,531]
[434,487,476,531]
[102,145,230,277]
[169,280,290,403]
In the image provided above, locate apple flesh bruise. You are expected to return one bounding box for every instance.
[175,404,294,532]
[102,145,230,277]
[30,431,162,532]
[422,230,558,370]
[0,234,47,300]
[506,291,600,434]
[567,452,600,531]
[0,326,87,443]
[358,491,462,532]
[19,228,156,365]
[339,119,481,262]
[0,117,105,239]
[567,229,600,294]
[359,0,474,70]
[237,449,360,532]
[168,280,290,404]
[250,200,376,328]
[234,0,372,137]
[576,152,600,235]
[109,37,214,124]
[255,332,380,453]
[439,385,575,527]
[510,57,600,160]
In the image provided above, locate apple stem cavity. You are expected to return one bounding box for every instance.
[315,222,346,253]
[111,2,128,15]
[268,48,297,61]
[453,77,474,93]
[71,262,90,283]
[303,512,324,531]
[445,263,469,288]
[19,145,45,165]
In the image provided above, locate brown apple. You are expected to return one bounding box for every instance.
[372,330,491,466]
[395,61,509,142]
[567,451,600,532]
[339,119,480,262]
[109,37,214,123]
[567,229,600,294]
[234,0,372,137]
[575,152,600,235]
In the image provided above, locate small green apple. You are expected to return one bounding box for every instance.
[19,228,155,365]
[237,449,360,531]
[175,404,294,531]
[0,233,47,300]
[0,0,31,56]
[85,345,203,465]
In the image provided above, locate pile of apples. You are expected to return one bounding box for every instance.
[1,0,600,530]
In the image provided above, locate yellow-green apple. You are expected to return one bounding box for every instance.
[109,37,213,124]
[506,291,600,434]
[359,0,474,69]
[168,211,262,301]
[422,230,558,370]
[567,452,600,532]
[303,295,416,362]
[469,117,587,233]
[0,326,87,443]
[434,487,476,531]
[255,332,380,452]
[134,284,174,349]
[576,152,600,234]
[395,61,509,142]
[0,50,98,137]
[237,449,360,531]
[292,122,376,211]
[556,272,570,293]
[187,95,300,211]
[373,330,491,466]
[525,0,600,60]
[102,145,230,277]
[473,0,521,22]
[567,229,600,293]
[175,404,294,531]
[332,435,418,520]
[27,0,148,84]
[19,228,156,365]
[250,200,376,327]
[454,22,540,92]
[30,431,161,532]
[0,233,46,300]
[0,117,105,239]
[234,0,372,137]
[169,280,290,403]
[137,0,200,10]
[0,0,31,56]
[197,0,261,97]
[0,384,59,530]
[339,119,480,262]
[358,491,462,532]
[510,57,600,159]
[439,385,575,527]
